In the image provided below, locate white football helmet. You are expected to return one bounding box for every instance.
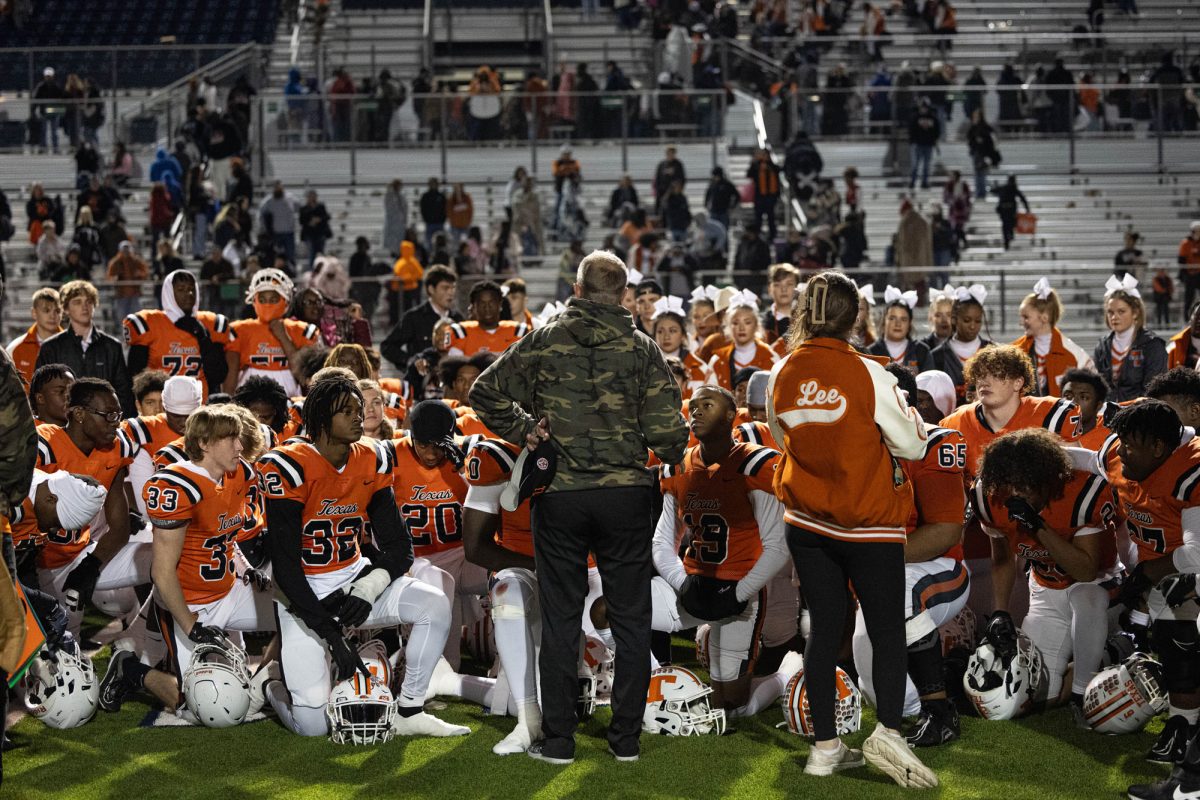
[780,663,862,737]
[939,606,978,656]
[1083,653,1167,734]
[24,644,99,729]
[695,624,712,671]
[963,632,1046,720]
[1099,631,1137,669]
[582,635,614,701]
[327,639,396,745]
[643,666,727,736]
[182,639,252,728]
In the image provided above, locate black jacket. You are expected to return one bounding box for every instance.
[299,202,333,241]
[36,326,135,417]
[705,178,739,215]
[420,190,447,225]
[379,300,463,370]
[1093,328,1168,403]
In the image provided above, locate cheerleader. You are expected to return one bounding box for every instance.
[1092,275,1167,402]
[930,284,993,405]
[696,286,736,361]
[763,263,800,344]
[706,290,778,390]
[920,287,955,351]
[852,282,878,349]
[652,295,711,399]
[1010,277,1091,397]
[688,284,721,354]
[866,286,934,372]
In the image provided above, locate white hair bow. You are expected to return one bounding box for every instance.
[930,284,955,304]
[1032,276,1053,300]
[727,288,760,311]
[1105,273,1140,298]
[955,284,988,305]
[533,301,567,328]
[857,283,876,306]
[627,268,645,285]
[883,285,918,309]
[690,284,720,304]
[652,295,687,320]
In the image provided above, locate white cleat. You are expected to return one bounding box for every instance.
[492,721,540,755]
[863,723,939,789]
[390,710,470,738]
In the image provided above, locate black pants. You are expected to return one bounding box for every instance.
[786,524,906,739]
[532,486,654,756]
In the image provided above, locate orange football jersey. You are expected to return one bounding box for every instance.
[1100,432,1200,562]
[974,469,1117,590]
[35,424,137,568]
[227,318,320,375]
[143,461,255,604]
[941,396,1081,480]
[389,437,467,557]
[258,440,394,575]
[905,426,967,561]
[734,420,778,449]
[152,437,187,470]
[660,442,780,582]
[121,414,183,462]
[680,351,710,401]
[448,320,528,357]
[9,493,43,546]
[465,437,533,557]
[1076,401,1120,452]
[123,309,233,395]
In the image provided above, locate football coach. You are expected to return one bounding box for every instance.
[471,249,688,764]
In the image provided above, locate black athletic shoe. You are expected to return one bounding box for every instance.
[906,702,960,748]
[1128,767,1200,800]
[98,650,135,713]
[1148,716,1193,764]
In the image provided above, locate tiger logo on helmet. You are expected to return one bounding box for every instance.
[643,666,726,736]
[780,662,862,737]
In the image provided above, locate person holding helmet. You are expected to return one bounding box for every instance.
[224,269,321,397]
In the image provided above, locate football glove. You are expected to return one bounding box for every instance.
[242,568,272,592]
[62,553,102,611]
[339,568,390,628]
[439,436,466,470]
[1004,497,1044,534]
[1157,573,1198,608]
[679,574,747,622]
[983,610,1018,662]
[1117,609,1153,652]
[1116,562,1153,609]
[187,622,228,647]
[321,628,371,682]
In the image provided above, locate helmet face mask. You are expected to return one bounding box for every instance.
[781,663,862,737]
[643,666,727,736]
[327,639,396,745]
[963,632,1046,721]
[183,640,252,728]
[1083,653,1167,734]
[24,644,99,729]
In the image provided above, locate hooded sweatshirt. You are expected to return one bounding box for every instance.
[392,240,424,292]
[470,296,688,491]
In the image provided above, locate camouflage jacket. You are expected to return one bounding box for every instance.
[470,296,688,492]
[0,348,36,522]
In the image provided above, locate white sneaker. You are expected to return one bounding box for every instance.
[493,720,539,755]
[390,710,470,737]
[777,650,803,678]
[423,656,460,700]
[863,723,939,789]
[803,740,865,776]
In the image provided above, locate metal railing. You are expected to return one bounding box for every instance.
[543,0,555,76]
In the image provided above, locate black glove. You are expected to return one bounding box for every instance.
[320,626,371,683]
[1116,562,1153,609]
[439,436,466,470]
[679,574,748,622]
[1004,496,1044,534]
[1158,573,1198,608]
[335,593,373,629]
[242,568,272,592]
[187,621,227,647]
[62,553,102,611]
[128,511,146,535]
[984,610,1018,662]
[1118,609,1153,652]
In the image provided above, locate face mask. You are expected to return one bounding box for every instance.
[254,298,286,323]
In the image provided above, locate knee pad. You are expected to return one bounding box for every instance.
[1154,619,1200,693]
[490,574,535,621]
[905,610,937,647]
[907,625,941,654]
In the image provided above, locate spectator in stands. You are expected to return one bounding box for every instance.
[467,65,502,141]
[504,167,528,212]
[994,64,1025,127]
[653,146,686,214]
[962,66,986,121]
[1179,221,1200,316]
[735,226,772,294]
[1114,230,1146,280]
[149,147,182,194]
[558,239,585,301]
[908,98,940,190]
[349,236,384,323]
[36,279,135,416]
[74,140,100,180]
[374,69,404,143]
[607,175,639,227]
[1152,52,1186,133]
[513,175,543,256]
[837,209,869,271]
[284,67,308,133]
[107,240,148,321]
[943,170,971,252]
[227,158,253,207]
[929,203,954,286]
[860,2,889,62]
[98,208,129,262]
[32,66,65,153]
[1094,286,1166,402]
[25,182,60,245]
[298,190,332,268]
[746,148,781,241]
[966,109,999,200]
[783,131,823,203]
[1044,58,1075,134]
[147,184,174,271]
[446,183,474,247]
[77,175,116,226]
[383,179,408,259]
[690,211,727,270]
[109,141,133,187]
[259,181,297,267]
[704,166,739,230]
[1153,268,1174,327]
[381,264,461,370]
[805,178,841,229]
[553,59,576,132]
[822,63,854,136]
[574,63,601,138]
[207,113,243,197]
[1077,73,1101,131]
[655,243,698,297]
[552,145,582,227]
[391,241,424,316]
[662,181,692,243]
[186,165,212,259]
[894,198,932,290]
[200,244,237,319]
[80,77,103,145]
[420,178,448,251]
[157,240,184,285]
[72,206,102,279]
[310,255,350,304]
[993,174,1030,250]
[35,221,65,281]
[329,68,356,142]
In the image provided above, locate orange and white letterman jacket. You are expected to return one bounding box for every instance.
[766,336,928,543]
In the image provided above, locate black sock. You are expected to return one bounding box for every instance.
[907,630,945,698]
[396,704,421,718]
[125,660,152,690]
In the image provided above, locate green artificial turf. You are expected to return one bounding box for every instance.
[4,645,1172,800]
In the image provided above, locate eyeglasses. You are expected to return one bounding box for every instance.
[82,407,122,423]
